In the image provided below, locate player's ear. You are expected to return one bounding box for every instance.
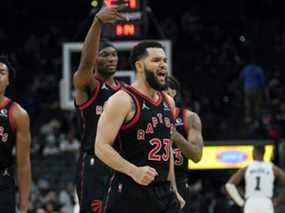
[134,60,143,73]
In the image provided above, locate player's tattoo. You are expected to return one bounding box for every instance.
[189,112,202,131]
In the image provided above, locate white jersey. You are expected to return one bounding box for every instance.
[245,160,274,199]
[244,197,273,213]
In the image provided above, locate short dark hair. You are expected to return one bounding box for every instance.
[167,75,181,91]
[99,39,117,52]
[0,55,16,84]
[166,75,184,107]
[129,41,165,70]
[254,144,265,156]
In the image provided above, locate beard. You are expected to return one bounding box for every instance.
[145,68,167,91]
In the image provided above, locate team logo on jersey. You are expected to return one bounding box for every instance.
[101,83,109,90]
[216,150,248,164]
[96,105,103,115]
[142,102,150,110]
[175,118,183,126]
[163,102,170,111]
[0,126,8,143]
[91,200,102,213]
[0,109,8,117]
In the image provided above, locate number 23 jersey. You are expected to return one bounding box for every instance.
[117,85,175,182]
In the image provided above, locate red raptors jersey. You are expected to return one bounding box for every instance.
[75,79,121,153]
[173,108,189,180]
[0,97,16,169]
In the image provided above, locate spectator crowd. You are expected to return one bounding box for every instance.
[1,1,283,212]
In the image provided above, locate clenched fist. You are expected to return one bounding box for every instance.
[130,166,158,186]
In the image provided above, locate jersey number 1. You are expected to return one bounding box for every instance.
[255,176,261,191]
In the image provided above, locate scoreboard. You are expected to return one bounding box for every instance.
[105,0,142,10]
[97,0,146,39]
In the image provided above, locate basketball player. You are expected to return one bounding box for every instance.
[73,5,125,213]
[0,57,31,213]
[166,76,203,213]
[225,144,285,213]
[95,41,185,213]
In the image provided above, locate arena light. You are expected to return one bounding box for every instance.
[91,0,99,7]
[189,145,275,170]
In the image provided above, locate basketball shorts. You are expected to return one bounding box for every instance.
[0,172,15,213]
[75,153,113,213]
[105,174,182,213]
[177,178,191,213]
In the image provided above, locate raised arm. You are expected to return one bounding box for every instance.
[95,91,157,186]
[225,168,246,207]
[172,110,203,162]
[73,5,125,92]
[13,104,31,213]
[273,165,285,206]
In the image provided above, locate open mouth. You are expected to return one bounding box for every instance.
[157,71,166,81]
